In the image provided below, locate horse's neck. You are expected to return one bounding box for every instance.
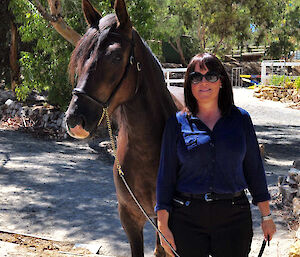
[119,39,177,145]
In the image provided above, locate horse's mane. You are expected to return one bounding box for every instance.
[141,38,163,71]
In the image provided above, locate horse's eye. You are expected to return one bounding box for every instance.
[112,54,122,63]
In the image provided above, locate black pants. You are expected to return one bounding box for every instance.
[168,193,253,257]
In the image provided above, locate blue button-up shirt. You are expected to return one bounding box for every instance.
[155,106,270,213]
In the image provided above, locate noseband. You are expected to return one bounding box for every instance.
[72,30,141,108]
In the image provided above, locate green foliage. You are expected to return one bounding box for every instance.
[270,75,291,87]
[8,0,299,110]
[294,77,300,89]
[263,0,300,59]
[9,0,86,109]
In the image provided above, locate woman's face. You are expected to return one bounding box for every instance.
[191,63,222,106]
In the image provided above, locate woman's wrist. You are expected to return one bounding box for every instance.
[261,213,273,221]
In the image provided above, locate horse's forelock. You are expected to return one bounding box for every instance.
[99,13,117,32]
[69,14,117,86]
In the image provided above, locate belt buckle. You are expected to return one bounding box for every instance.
[204,193,213,202]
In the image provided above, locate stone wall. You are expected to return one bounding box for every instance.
[0,88,67,139]
[280,161,300,257]
[253,85,300,106]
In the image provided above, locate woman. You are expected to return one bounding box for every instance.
[155,53,276,257]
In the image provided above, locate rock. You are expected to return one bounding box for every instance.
[254,88,261,93]
[0,90,15,105]
[43,114,49,122]
[259,144,265,157]
[293,94,300,103]
[253,91,263,98]
[278,176,286,185]
[289,168,300,183]
[280,184,297,203]
[289,240,300,257]
[294,161,300,170]
[273,97,280,101]
[4,99,14,108]
[293,198,300,216]
[287,175,297,185]
[56,118,62,126]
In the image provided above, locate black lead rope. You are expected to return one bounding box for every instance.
[258,240,267,257]
[258,236,270,257]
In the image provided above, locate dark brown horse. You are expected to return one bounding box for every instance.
[65,0,180,256]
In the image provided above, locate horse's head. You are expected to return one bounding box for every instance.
[65,0,140,139]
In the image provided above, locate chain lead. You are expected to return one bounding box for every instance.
[102,107,124,176]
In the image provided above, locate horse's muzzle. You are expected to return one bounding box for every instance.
[65,114,90,139]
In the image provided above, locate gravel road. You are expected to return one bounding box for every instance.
[0,87,299,256]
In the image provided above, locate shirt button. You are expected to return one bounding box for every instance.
[210,142,214,147]
[209,186,213,190]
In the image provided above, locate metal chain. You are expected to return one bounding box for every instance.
[98,107,180,257]
[103,107,124,176]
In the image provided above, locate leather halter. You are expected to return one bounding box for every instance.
[72,30,141,108]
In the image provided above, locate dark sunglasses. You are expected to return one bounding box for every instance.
[189,71,220,84]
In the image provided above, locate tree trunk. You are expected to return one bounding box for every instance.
[9,20,20,93]
[47,0,81,46]
[213,37,224,53]
[168,39,186,66]
[175,38,186,66]
[28,0,81,46]
[198,25,206,50]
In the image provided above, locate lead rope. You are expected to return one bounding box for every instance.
[99,107,180,257]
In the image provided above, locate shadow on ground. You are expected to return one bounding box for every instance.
[0,129,157,256]
[0,118,299,256]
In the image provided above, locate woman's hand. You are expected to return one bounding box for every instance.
[257,200,276,241]
[158,225,176,257]
[157,209,177,256]
[261,219,276,241]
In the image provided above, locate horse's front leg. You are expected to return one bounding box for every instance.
[119,203,146,257]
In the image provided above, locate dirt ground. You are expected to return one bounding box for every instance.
[0,87,299,256]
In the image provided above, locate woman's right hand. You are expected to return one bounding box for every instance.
[158,225,177,257]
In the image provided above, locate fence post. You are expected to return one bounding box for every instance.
[261,61,267,86]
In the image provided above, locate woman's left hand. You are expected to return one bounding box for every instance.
[261,219,276,241]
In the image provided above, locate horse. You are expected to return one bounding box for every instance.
[65,0,181,256]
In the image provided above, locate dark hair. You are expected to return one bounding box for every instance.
[183,53,234,116]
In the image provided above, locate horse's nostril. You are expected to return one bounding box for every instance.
[66,114,85,129]
[80,115,86,128]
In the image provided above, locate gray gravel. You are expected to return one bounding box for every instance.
[0,87,299,256]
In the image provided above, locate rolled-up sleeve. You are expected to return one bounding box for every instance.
[155,115,179,213]
[242,111,271,205]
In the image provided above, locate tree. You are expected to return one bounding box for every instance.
[6,0,299,110]
[8,0,157,108]
[26,0,81,45]
[265,0,300,59]
[8,0,86,108]
[0,0,14,87]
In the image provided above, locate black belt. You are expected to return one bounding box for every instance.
[176,191,244,202]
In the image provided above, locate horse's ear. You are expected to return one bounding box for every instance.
[114,0,132,31]
[82,0,102,27]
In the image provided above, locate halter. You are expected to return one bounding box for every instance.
[72,30,141,109]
